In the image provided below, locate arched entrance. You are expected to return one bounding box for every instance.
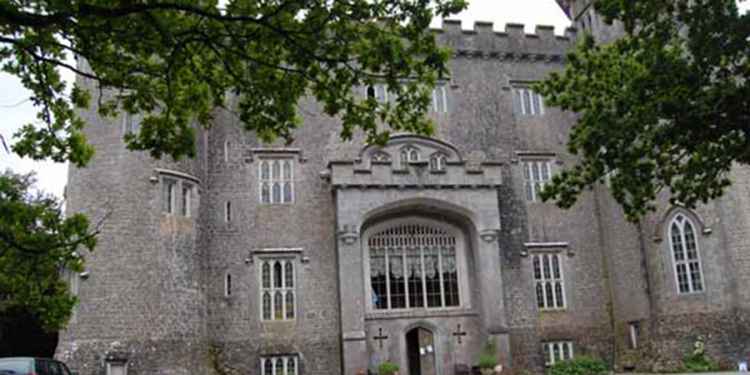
[406,327,436,375]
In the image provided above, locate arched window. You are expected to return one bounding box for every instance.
[430,153,447,172]
[367,221,462,310]
[399,146,420,169]
[669,213,704,294]
[260,259,296,321]
[259,159,294,204]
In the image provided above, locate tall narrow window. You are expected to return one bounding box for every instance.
[513,87,545,116]
[669,214,704,294]
[224,140,231,163]
[225,201,232,222]
[629,322,640,349]
[260,259,296,320]
[162,178,176,214]
[368,223,460,310]
[532,253,565,309]
[432,85,448,113]
[225,273,232,297]
[260,356,299,375]
[523,160,552,202]
[430,153,447,172]
[543,341,573,366]
[259,159,294,204]
[181,183,192,217]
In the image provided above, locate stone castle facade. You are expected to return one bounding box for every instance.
[56,1,750,374]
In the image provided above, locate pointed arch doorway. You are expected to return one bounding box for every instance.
[406,327,436,375]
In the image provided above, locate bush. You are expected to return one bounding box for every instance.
[548,356,608,375]
[477,339,498,369]
[478,353,498,369]
[682,353,720,372]
[378,361,399,375]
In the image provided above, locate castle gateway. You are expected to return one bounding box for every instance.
[57,1,750,374]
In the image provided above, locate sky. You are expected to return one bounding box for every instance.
[0,0,747,198]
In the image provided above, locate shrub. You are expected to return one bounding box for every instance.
[548,356,608,375]
[378,361,399,375]
[682,352,720,372]
[477,338,498,369]
[478,353,498,369]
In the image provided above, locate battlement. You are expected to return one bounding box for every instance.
[432,20,577,62]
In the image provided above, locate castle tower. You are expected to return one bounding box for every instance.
[55,66,210,374]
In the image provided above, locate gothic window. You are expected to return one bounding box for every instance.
[513,87,545,116]
[260,259,296,321]
[430,153,447,172]
[542,341,573,366]
[432,85,448,113]
[523,160,551,202]
[532,253,565,309]
[259,159,294,204]
[181,183,192,217]
[669,214,704,294]
[368,223,461,310]
[162,178,177,214]
[399,146,420,169]
[260,356,299,375]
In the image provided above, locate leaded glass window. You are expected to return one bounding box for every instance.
[669,214,704,294]
[259,159,294,204]
[260,356,299,375]
[368,223,460,310]
[543,341,573,366]
[532,253,565,309]
[260,259,296,320]
[523,160,552,202]
[513,87,545,116]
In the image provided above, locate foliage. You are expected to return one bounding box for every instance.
[681,336,720,372]
[378,361,399,375]
[477,338,498,369]
[0,0,467,167]
[547,356,608,375]
[0,170,96,330]
[535,0,750,220]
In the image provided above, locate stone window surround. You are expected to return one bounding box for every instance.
[155,168,200,217]
[258,158,295,204]
[523,242,572,311]
[511,82,545,116]
[542,341,573,366]
[260,355,299,375]
[531,250,566,310]
[363,82,449,113]
[250,248,307,322]
[362,217,472,314]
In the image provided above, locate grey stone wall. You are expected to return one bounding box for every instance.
[57,13,749,375]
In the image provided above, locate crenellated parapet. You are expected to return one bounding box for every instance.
[433,20,577,62]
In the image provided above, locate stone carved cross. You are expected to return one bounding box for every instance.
[453,324,467,344]
[374,328,389,349]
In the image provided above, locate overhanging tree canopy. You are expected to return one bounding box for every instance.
[1,0,467,167]
[536,0,749,220]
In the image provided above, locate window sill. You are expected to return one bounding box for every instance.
[539,308,568,314]
[365,307,478,321]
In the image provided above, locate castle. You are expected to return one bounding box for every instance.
[56,1,750,374]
